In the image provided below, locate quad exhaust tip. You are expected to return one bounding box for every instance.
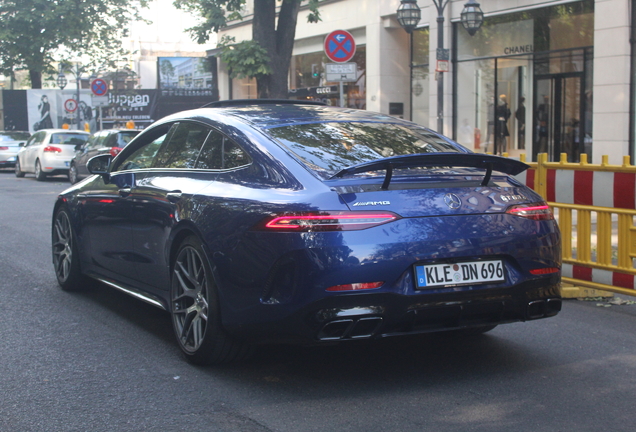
[318,317,383,341]
[527,298,562,320]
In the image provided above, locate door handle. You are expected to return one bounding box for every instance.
[119,188,131,197]
[166,191,182,203]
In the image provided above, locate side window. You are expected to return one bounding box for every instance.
[222,139,251,169]
[103,133,118,148]
[82,136,94,150]
[93,133,107,149]
[85,134,100,150]
[197,132,251,170]
[195,131,224,169]
[115,127,172,172]
[27,132,44,147]
[153,122,211,169]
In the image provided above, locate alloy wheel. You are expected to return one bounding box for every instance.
[52,210,73,283]
[172,245,209,352]
[15,158,24,177]
[35,160,46,181]
[69,164,78,184]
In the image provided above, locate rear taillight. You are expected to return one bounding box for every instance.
[110,147,123,157]
[0,146,8,150]
[257,211,400,232]
[43,146,62,153]
[529,267,560,275]
[506,203,554,220]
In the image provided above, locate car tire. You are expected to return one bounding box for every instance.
[35,159,46,181]
[14,158,25,177]
[68,163,79,184]
[170,236,254,365]
[52,206,89,291]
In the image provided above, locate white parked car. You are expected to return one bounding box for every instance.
[0,131,30,169]
[15,129,90,181]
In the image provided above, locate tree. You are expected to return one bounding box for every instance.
[174,0,320,99]
[160,59,176,87]
[0,0,148,89]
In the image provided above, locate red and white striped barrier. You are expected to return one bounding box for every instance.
[563,264,636,290]
[546,170,636,209]
[515,168,536,191]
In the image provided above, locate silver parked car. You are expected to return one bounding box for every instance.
[0,131,30,169]
[68,128,140,184]
[15,129,89,181]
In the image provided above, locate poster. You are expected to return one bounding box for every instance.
[158,57,217,98]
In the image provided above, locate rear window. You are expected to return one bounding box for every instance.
[267,122,463,177]
[51,133,88,146]
[0,132,30,141]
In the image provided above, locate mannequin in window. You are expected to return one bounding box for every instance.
[515,97,526,150]
[495,94,510,154]
[536,95,550,154]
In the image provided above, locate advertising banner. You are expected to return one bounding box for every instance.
[158,57,218,98]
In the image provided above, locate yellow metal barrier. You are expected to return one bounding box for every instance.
[510,152,636,297]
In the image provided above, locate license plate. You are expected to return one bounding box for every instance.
[415,260,505,288]
[65,161,70,167]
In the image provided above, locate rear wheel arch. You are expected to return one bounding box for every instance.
[169,224,204,274]
[169,232,254,364]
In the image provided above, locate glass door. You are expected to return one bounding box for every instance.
[533,73,584,161]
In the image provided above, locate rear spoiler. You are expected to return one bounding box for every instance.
[330,153,529,190]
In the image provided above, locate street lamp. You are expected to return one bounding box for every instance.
[396,0,421,34]
[397,0,484,134]
[56,72,67,90]
[461,0,484,36]
[58,62,87,130]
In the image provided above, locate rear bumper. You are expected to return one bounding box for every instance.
[226,276,561,344]
[41,154,72,172]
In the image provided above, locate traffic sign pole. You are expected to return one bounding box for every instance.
[324,30,356,107]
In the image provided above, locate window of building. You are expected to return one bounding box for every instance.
[411,28,430,128]
[454,0,594,162]
[288,46,366,108]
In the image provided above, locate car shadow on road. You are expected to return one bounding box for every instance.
[71,278,554,393]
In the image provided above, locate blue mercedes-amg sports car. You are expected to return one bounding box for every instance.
[52,100,561,365]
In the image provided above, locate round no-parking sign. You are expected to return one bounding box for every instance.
[324,30,356,63]
[64,99,78,112]
[91,78,108,96]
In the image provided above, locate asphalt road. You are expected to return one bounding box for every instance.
[2,169,636,432]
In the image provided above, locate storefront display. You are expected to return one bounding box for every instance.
[454,0,594,161]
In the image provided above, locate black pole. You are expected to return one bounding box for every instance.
[434,0,448,135]
[437,12,444,134]
[76,64,81,130]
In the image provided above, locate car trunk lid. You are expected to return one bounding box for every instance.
[327,153,535,217]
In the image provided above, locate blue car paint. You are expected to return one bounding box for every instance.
[54,104,561,345]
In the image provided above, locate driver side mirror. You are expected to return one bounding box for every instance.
[87,154,112,183]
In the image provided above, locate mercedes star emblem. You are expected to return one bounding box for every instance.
[444,193,461,210]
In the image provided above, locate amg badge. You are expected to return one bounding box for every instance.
[353,201,391,207]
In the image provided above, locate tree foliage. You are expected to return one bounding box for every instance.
[216,36,272,80]
[174,0,321,98]
[0,0,148,88]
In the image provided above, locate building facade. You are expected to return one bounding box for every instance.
[215,0,634,164]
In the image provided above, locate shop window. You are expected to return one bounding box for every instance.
[411,28,429,128]
[454,0,594,162]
